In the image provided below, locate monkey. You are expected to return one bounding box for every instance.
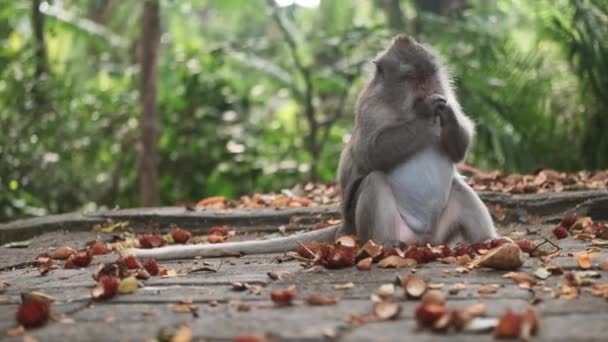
[126,34,498,260]
[337,34,498,246]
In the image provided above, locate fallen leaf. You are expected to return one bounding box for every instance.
[173,301,199,317]
[0,281,10,293]
[356,257,373,271]
[334,282,354,290]
[377,256,417,269]
[448,283,467,295]
[576,251,592,269]
[477,284,500,294]
[50,247,76,260]
[270,286,296,306]
[171,325,192,342]
[5,326,26,337]
[306,294,338,306]
[503,272,537,288]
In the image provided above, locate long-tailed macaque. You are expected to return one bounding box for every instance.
[127,34,497,260]
[337,34,497,246]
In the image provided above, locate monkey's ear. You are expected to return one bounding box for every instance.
[372,60,384,76]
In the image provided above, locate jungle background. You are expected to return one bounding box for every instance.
[0,0,606,222]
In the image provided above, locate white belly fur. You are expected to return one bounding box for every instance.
[386,147,454,234]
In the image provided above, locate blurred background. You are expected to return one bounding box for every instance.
[0,0,606,222]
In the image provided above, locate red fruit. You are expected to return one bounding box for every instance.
[323,246,356,269]
[493,310,523,338]
[234,336,272,342]
[553,225,568,239]
[123,255,140,269]
[415,304,449,327]
[170,227,192,244]
[50,247,76,260]
[270,286,296,306]
[490,238,509,249]
[453,245,474,257]
[16,300,51,328]
[142,259,160,276]
[471,241,491,254]
[208,226,228,236]
[560,213,578,230]
[138,234,166,249]
[297,242,331,259]
[89,241,110,255]
[404,246,440,264]
[440,245,453,258]
[91,275,119,301]
[207,234,224,243]
[64,251,93,269]
[593,224,608,239]
[515,239,535,254]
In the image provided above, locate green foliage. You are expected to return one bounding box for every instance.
[0,0,606,222]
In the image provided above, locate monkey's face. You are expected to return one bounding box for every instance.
[365,34,444,112]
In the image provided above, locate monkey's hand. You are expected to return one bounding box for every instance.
[426,94,471,162]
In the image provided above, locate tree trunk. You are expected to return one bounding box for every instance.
[378,0,407,33]
[31,0,48,113]
[139,0,161,206]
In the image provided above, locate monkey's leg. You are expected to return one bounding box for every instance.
[355,171,419,246]
[430,176,498,244]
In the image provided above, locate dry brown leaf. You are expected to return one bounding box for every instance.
[173,300,199,317]
[356,257,373,271]
[306,294,339,306]
[503,272,537,288]
[334,282,354,290]
[478,284,500,294]
[270,285,297,306]
[172,325,192,342]
[576,251,592,269]
[449,283,467,295]
[377,256,417,269]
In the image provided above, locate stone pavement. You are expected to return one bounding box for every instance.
[1,191,608,341]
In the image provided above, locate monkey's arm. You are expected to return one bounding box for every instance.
[438,103,473,162]
[357,117,436,171]
[126,225,341,260]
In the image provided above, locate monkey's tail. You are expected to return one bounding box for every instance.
[125,225,341,260]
